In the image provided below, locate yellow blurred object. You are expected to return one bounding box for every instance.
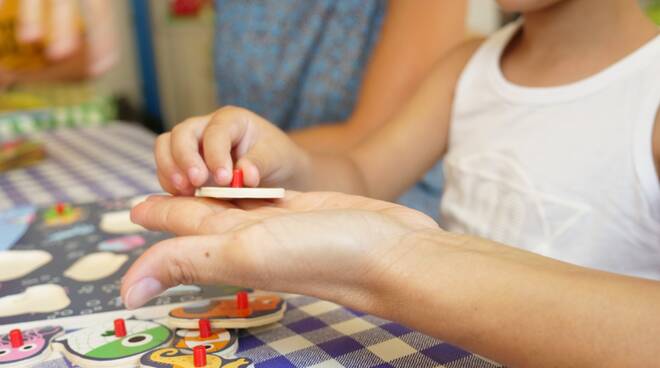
[0,0,83,72]
[0,0,46,70]
[0,138,46,172]
[0,91,48,110]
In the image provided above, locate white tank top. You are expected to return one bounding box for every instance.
[441,21,660,279]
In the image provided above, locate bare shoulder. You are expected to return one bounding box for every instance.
[654,107,660,181]
[440,38,485,77]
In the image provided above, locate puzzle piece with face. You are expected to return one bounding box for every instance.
[0,326,63,367]
[53,319,173,367]
[172,327,238,357]
[140,348,253,368]
[168,294,286,329]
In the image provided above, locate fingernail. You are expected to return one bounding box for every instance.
[188,167,201,185]
[123,277,164,310]
[172,173,185,190]
[215,168,230,184]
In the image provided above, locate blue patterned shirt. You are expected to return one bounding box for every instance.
[214,0,443,218]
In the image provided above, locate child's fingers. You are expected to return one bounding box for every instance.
[170,116,212,187]
[202,107,252,186]
[155,132,191,194]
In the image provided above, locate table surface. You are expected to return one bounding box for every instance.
[0,123,501,368]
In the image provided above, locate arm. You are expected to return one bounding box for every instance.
[385,230,660,368]
[302,40,483,200]
[122,192,660,368]
[155,40,482,200]
[290,0,468,153]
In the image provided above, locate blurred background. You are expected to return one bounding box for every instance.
[0,0,504,138]
[0,0,658,137]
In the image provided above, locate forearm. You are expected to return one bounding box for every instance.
[291,150,369,196]
[290,123,360,153]
[369,230,660,367]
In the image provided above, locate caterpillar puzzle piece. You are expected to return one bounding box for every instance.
[168,292,286,329]
[53,318,173,367]
[0,326,63,367]
[140,347,253,368]
[172,319,238,357]
[194,169,284,199]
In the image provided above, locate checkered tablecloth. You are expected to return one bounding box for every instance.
[0,122,161,211]
[0,123,501,367]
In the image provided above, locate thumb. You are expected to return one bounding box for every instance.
[120,234,252,309]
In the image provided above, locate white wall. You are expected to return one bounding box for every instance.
[149,0,218,129]
[467,0,502,35]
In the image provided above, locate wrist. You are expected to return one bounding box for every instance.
[368,229,474,334]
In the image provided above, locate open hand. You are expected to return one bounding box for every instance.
[121,191,438,310]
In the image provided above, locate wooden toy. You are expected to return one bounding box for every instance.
[171,319,238,357]
[53,318,173,367]
[0,326,63,367]
[0,139,45,172]
[140,347,253,368]
[168,292,286,329]
[195,169,284,199]
[43,203,82,227]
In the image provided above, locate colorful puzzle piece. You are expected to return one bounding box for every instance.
[168,293,286,329]
[140,347,253,368]
[43,203,82,227]
[97,235,146,252]
[53,318,173,367]
[172,320,238,357]
[0,326,63,367]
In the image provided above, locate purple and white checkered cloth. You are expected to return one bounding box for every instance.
[1,123,502,367]
[0,123,160,211]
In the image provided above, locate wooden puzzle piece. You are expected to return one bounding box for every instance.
[194,169,284,199]
[172,320,238,357]
[43,203,83,227]
[100,210,147,234]
[0,326,63,367]
[194,187,285,200]
[63,252,128,282]
[0,285,70,318]
[53,318,173,367]
[0,250,51,282]
[97,235,146,252]
[140,347,253,368]
[0,205,35,251]
[168,293,286,329]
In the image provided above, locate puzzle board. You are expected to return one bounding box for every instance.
[0,197,247,331]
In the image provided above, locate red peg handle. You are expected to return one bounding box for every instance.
[114,319,127,337]
[193,345,207,367]
[199,318,211,338]
[9,329,23,348]
[230,169,244,188]
[236,291,249,310]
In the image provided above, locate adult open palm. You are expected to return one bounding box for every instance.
[121,191,438,310]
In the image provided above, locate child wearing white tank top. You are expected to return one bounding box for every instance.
[153,0,660,279]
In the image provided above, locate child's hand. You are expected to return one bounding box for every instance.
[120,191,439,310]
[155,106,308,195]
